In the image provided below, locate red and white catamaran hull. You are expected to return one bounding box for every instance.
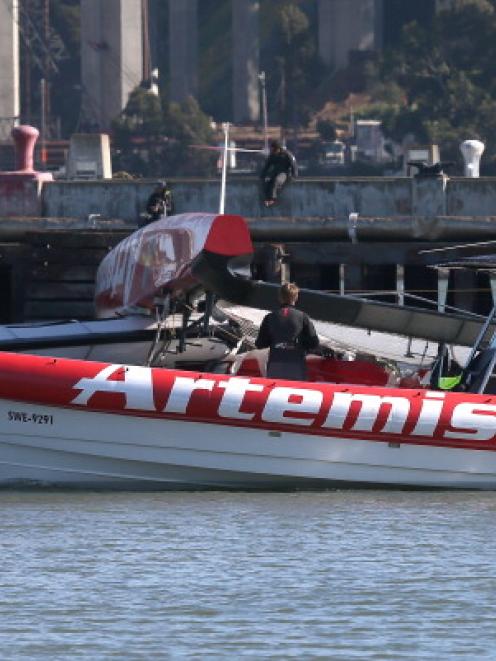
[94,212,253,317]
[1,352,496,489]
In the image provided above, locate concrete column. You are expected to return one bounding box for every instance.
[437,268,450,312]
[318,0,382,71]
[169,0,198,103]
[258,244,289,283]
[0,0,20,135]
[81,0,142,131]
[232,0,260,123]
[452,270,476,314]
[341,264,363,294]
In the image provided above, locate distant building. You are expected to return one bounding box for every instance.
[355,120,388,163]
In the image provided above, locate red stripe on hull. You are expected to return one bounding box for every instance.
[0,352,496,452]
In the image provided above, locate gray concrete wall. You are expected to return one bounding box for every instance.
[42,178,410,222]
[446,179,496,217]
[0,179,43,217]
[41,180,152,222]
[38,176,496,224]
[0,0,19,131]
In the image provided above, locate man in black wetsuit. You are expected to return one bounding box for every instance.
[143,181,175,224]
[255,282,319,380]
[260,140,297,207]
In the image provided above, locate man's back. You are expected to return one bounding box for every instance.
[263,149,296,178]
[256,306,317,351]
[255,305,318,380]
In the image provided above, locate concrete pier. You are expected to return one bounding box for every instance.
[169,0,198,103]
[0,125,52,217]
[81,0,142,130]
[37,176,496,230]
[1,174,496,322]
[318,0,382,70]
[232,0,260,123]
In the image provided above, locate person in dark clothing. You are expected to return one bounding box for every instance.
[260,140,297,207]
[255,282,319,380]
[143,181,175,225]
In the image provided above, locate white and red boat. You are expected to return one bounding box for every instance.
[0,348,496,489]
[1,212,496,489]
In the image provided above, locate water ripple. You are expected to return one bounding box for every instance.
[0,491,495,659]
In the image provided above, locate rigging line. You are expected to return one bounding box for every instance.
[219,122,229,215]
[420,240,496,254]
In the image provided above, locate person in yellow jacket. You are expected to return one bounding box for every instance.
[430,344,463,390]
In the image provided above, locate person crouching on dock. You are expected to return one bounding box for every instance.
[260,141,297,207]
[255,282,319,380]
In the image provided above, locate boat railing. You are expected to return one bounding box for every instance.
[347,290,484,320]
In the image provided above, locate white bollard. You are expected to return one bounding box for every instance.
[460,139,485,177]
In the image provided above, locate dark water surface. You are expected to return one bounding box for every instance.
[1,490,495,659]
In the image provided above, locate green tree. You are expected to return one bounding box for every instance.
[163,96,217,176]
[112,88,216,177]
[266,1,325,130]
[367,0,496,167]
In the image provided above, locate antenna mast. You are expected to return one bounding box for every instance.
[219,122,230,215]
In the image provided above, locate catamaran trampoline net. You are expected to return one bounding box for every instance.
[215,300,467,368]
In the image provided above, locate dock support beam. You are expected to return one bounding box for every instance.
[259,244,289,284]
[396,264,404,305]
[437,268,450,313]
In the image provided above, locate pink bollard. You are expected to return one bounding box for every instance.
[0,124,52,217]
[11,125,40,172]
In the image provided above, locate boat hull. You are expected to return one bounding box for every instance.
[1,399,496,490]
[1,352,496,490]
